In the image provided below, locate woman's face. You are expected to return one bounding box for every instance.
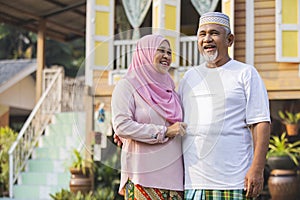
[153,40,172,74]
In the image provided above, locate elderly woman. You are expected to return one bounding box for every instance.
[111,34,186,200]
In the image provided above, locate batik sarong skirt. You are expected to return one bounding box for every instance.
[124,180,183,200]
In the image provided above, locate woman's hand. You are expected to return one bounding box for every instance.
[113,134,123,147]
[166,122,187,138]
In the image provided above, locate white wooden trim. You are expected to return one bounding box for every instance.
[175,0,181,66]
[95,5,110,12]
[108,0,115,70]
[246,0,254,65]
[153,0,159,7]
[222,0,235,59]
[91,65,112,70]
[108,69,127,85]
[85,0,95,86]
[276,0,300,62]
[275,0,282,62]
[94,35,110,41]
[281,24,300,30]
[230,0,234,59]
[165,0,177,6]
[86,0,115,76]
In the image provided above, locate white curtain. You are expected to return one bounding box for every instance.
[191,0,219,16]
[122,0,152,39]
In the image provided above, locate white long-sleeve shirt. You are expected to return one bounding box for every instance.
[111,79,184,195]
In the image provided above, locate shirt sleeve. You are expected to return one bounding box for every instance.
[244,66,271,125]
[111,79,169,144]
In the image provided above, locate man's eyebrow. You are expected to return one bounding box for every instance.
[199,29,220,33]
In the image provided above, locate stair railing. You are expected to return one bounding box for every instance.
[8,67,63,198]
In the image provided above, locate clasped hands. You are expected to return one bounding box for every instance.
[165,122,187,138]
[113,122,187,146]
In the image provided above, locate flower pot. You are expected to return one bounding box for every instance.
[268,169,300,200]
[285,124,299,136]
[267,156,298,171]
[69,168,92,194]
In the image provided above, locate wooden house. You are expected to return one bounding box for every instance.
[88,0,300,135]
[0,59,37,128]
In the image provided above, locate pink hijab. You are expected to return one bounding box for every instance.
[125,34,182,124]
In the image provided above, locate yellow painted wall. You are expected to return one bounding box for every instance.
[95,11,110,36]
[282,0,298,24]
[94,41,109,66]
[165,5,176,30]
[96,0,110,6]
[282,31,298,57]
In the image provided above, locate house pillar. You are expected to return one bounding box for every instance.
[222,0,235,59]
[85,0,114,162]
[152,0,181,67]
[36,20,46,103]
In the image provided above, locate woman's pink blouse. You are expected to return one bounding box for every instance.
[111,79,184,195]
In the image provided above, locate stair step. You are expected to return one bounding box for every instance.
[12,112,86,200]
[33,147,73,160]
[45,124,74,137]
[14,185,68,200]
[39,133,83,149]
[52,112,85,125]
[27,159,67,173]
[20,172,70,186]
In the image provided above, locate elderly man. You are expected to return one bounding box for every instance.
[179,12,271,200]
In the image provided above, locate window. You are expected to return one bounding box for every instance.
[276,0,300,62]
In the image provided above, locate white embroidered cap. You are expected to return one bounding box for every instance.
[199,12,230,29]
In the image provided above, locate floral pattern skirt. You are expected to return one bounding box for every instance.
[124,180,183,200]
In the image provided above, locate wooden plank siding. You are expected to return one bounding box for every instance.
[93,70,114,111]
[252,0,300,98]
[94,0,300,101]
[93,70,115,96]
[234,0,246,63]
[233,0,300,98]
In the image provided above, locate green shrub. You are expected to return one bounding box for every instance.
[50,188,117,200]
[0,127,18,195]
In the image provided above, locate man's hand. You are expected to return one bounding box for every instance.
[244,167,264,198]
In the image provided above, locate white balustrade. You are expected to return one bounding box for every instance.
[111,36,203,85]
[113,36,203,70]
[8,67,64,198]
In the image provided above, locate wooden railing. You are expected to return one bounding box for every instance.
[113,35,203,70]
[114,39,137,70]
[110,36,204,85]
[179,36,205,66]
[8,67,63,198]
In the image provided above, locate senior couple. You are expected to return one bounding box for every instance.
[111,12,271,200]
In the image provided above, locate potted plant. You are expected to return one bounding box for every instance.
[278,110,300,136]
[266,132,300,199]
[267,132,300,170]
[69,149,94,194]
